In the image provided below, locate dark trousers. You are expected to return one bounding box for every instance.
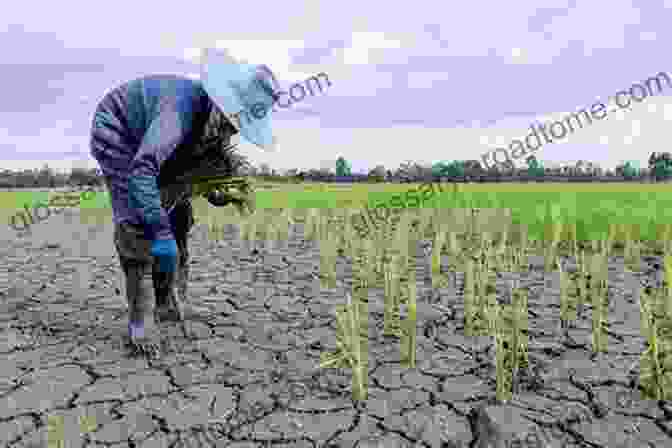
[113,200,193,325]
[153,200,193,308]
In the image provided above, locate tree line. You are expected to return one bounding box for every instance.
[2,152,671,189]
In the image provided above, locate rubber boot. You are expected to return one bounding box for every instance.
[154,248,187,324]
[125,261,161,359]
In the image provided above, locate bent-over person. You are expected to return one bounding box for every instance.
[89,50,278,358]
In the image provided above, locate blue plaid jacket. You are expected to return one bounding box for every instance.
[90,75,215,240]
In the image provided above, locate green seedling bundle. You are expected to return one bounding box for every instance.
[492,287,529,403]
[319,236,371,400]
[637,254,672,400]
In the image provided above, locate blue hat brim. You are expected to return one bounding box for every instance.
[201,53,277,151]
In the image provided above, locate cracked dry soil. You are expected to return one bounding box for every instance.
[0,211,671,448]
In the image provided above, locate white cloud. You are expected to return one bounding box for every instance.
[640,31,657,41]
[493,1,642,64]
[406,71,451,89]
[182,39,312,81]
[340,32,403,65]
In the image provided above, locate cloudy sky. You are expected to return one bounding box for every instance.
[1,0,671,174]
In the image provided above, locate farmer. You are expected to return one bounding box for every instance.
[89,49,278,358]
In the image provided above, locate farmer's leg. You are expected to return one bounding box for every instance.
[155,200,193,322]
[176,228,190,304]
[176,199,193,303]
[114,222,160,358]
[153,265,172,309]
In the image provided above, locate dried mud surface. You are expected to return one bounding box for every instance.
[0,209,670,447]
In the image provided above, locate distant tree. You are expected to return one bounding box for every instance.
[335,157,352,177]
[368,165,387,182]
[258,163,271,177]
[590,163,603,177]
[433,160,469,179]
[0,172,15,189]
[624,161,637,179]
[495,159,516,176]
[36,164,54,188]
[432,161,451,178]
[240,164,257,176]
[615,161,639,179]
[69,167,102,187]
[649,152,672,172]
[575,160,589,176]
[462,160,483,179]
[442,161,465,179]
[396,161,428,182]
[14,170,35,188]
[650,152,672,181]
[526,156,544,178]
[285,168,299,178]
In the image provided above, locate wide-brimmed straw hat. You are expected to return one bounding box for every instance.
[200,48,279,152]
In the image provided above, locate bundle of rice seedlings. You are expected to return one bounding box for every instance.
[543,202,564,272]
[319,228,339,290]
[366,229,385,290]
[273,207,295,246]
[257,210,279,251]
[640,285,653,344]
[638,287,672,400]
[486,289,499,337]
[238,208,270,251]
[391,210,413,277]
[319,290,369,401]
[170,139,256,215]
[417,206,435,239]
[493,287,529,402]
[47,414,65,448]
[303,208,320,241]
[638,255,672,399]
[623,224,641,273]
[479,231,495,271]
[263,209,288,249]
[351,237,375,291]
[399,260,417,368]
[511,287,529,393]
[464,258,477,336]
[605,223,619,259]
[664,255,672,320]
[464,256,496,337]
[503,225,530,277]
[45,412,97,448]
[317,208,331,241]
[339,208,357,257]
[349,234,377,292]
[493,320,512,403]
[79,414,97,436]
[569,238,590,321]
[444,231,466,290]
[557,256,577,329]
[431,229,447,289]
[383,253,403,338]
[588,252,609,354]
[370,214,402,290]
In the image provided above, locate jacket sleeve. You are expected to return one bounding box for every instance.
[127,98,187,241]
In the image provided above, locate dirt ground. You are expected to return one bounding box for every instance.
[0,208,671,447]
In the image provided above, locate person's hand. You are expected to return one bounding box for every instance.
[151,238,178,273]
